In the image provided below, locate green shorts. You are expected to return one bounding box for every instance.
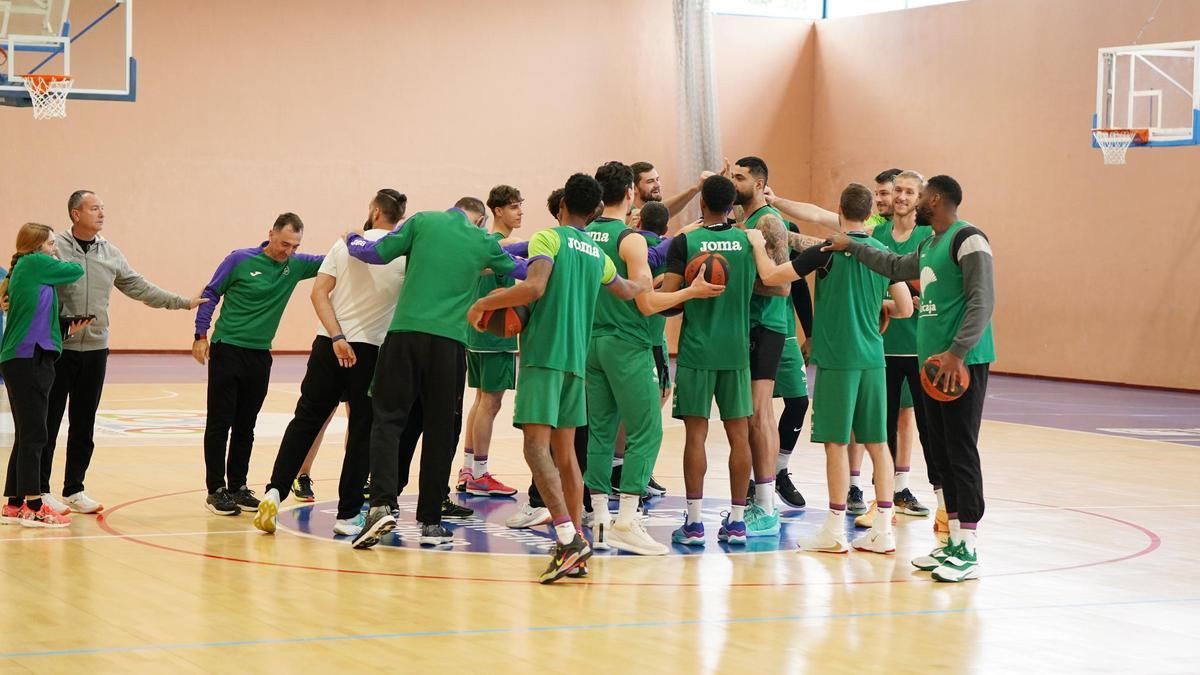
[810,367,886,444]
[513,365,586,429]
[900,379,913,408]
[467,351,516,392]
[672,366,753,420]
[773,338,809,399]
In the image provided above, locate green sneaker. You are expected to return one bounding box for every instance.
[931,542,979,582]
[912,541,956,571]
[744,503,781,537]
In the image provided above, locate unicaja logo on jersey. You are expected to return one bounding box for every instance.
[699,241,742,252]
[919,266,937,316]
[568,237,601,258]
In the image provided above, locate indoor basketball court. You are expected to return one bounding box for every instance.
[1,1,1198,672]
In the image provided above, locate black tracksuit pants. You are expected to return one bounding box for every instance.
[41,348,108,495]
[204,342,272,494]
[919,363,989,523]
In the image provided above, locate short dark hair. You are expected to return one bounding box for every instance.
[486,185,522,215]
[373,189,407,224]
[546,187,566,218]
[454,196,486,216]
[639,202,670,236]
[273,212,304,232]
[735,156,768,183]
[630,161,655,182]
[925,175,963,206]
[839,183,874,222]
[595,161,634,206]
[67,190,94,214]
[563,173,603,218]
[875,168,903,184]
[700,175,736,214]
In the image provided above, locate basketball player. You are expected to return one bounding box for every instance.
[729,156,790,537]
[467,173,651,582]
[43,190,206,516]
[825,174,994,582]
[254,190,407,537]
[747,183,913,554]
[194,213,323,516]
[457,185,524,498]
[347,202,520,549]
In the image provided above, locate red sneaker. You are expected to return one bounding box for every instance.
[466,473,518,497]
[19,504,71,529]
[0,504,22,525]
[455,468,474,493]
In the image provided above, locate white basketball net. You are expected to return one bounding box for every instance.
[23,76,73,120]
[1092,130,1136,165]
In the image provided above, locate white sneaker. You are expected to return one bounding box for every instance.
[253,488,280,534]
[64,491,103,514]
[799,528,849,554]
[591,515,612,550]
[505,502,551,529]
[851,527,896,554]
[333,513,366,536]
[608,518,668,556]
[912,543,953,571]
[41,493,70,516]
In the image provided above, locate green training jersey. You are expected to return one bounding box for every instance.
[668,224,756,371]
[0,253,84,362]
[347,209,516,346]
[872,220,932,357]
[744,205,790,335]
[467,231,519,353]
[197,245,324,350]
[587,217,654,348]
[865,213,889,231]
[811,233,890,370]
[521,226,617,376]
[917,220,996,365]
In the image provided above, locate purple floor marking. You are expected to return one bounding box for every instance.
[104,355,1200,447]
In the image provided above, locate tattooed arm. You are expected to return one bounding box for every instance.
[787,231,826,252]
[752,212,790,297]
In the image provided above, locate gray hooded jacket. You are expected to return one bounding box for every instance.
[54,230,191,351]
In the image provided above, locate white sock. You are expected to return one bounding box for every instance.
[686,498,703,525]
[850,473,863,489]
[935,488,946,512]
[554,520,576,545]
[611,456,624,468]
[894,471,909,492]
[876,504,895,534]
[462,449,474,472]
[731,504,746,522]
[948,518,961,546]
[824,508,846,533]
[754,480,775,512]
[775,451,790,473]
[590,493,610,524]
[960,527,977,554]
[473,456,488,477]
[616,493,639,526]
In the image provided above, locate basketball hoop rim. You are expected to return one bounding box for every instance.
[21,74,74,83]
[1092,128,1150,145]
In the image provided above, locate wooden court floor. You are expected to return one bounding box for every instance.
[1,357,1196,673]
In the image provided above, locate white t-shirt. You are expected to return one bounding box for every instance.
[316,229,406,346]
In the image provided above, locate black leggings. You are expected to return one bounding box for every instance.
[777,395,810,453]
[3,348,56,499]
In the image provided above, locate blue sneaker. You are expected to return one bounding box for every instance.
[333,513,367,536]
[745,503,781,537]
[671,521,706,547]
[718,513,747,545]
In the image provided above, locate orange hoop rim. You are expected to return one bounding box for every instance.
[1092,128,1150,145]
[22,73,74,83]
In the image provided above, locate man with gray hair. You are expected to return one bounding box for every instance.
[42,190,206,516]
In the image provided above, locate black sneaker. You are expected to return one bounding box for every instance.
[232,486,260,512]
[441,498,474,518]
[645,476,667,497]
[566,561,589,578]
[847,485,868,515]
[775,470,806,508]
[419,522,454,546]
[351,506,396,550]
[205,488,241,516]
[538,534,593,584]
[292,474,315,502]
[894,488,931,516]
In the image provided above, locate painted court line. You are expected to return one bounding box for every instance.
[3,596,1196,660]
[0,529,257,543]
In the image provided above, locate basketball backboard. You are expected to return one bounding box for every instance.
[1094,40,1200,147]
[0,0,136,107]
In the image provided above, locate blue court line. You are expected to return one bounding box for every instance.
[3,596,1197,660]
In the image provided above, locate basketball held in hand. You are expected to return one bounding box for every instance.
[684,252,730,286]
[920,355,970,402]
[480,306,529,338]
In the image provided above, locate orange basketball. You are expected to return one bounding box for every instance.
[684,252,730,286]
[480,305,529,338]
[920,355,970,402]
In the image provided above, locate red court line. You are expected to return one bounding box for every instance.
[95,490,1163,587]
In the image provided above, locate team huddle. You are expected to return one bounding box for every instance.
[0,158,995,585]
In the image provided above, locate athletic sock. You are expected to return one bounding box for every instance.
[686,496,703,525]
[934,487,946,512]
[754,478,775,512]
[894,467,910,492]
[775,449,792,473]
[462,448,474,472]
[616,493,639,526]
[730,500,746,522]
[850,471,863,490]
[27,498,43,512]
[876,500,895,534]
[825,503,846,532]
[611,456,624,468]
[7,497,20,508]
[948,515,961,546]
[959,522,978,554]
[590,493,610,524]
[473,455,488,477]
[553,517,575,545]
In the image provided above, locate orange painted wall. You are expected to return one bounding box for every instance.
[809,0,1200,389]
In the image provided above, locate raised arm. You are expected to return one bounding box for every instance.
[346,219,413,265]
[823,233,921,281]
[769,197,840,233]
[751,212,792,296]
[113,249,195,309]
